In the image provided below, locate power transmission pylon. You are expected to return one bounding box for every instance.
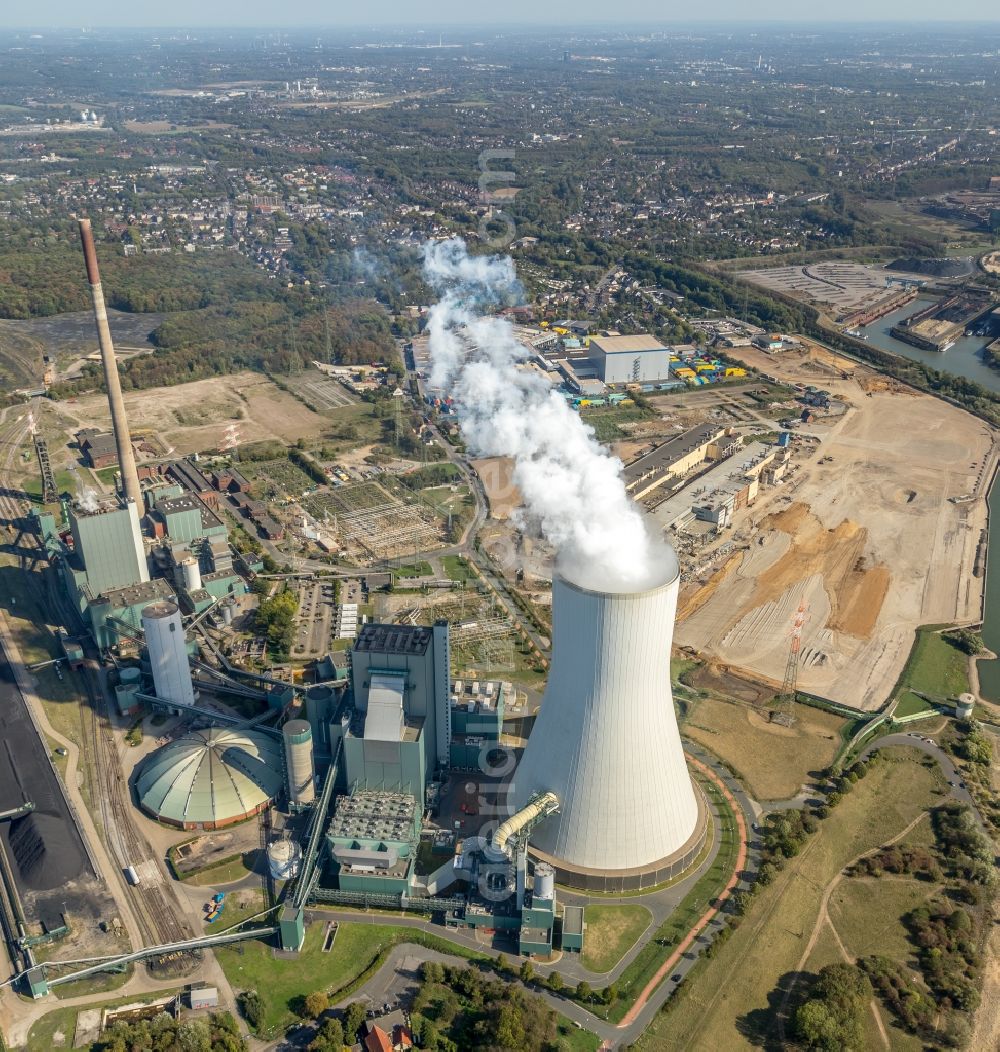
[772,598,808,727]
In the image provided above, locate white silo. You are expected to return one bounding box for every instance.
[267,838,302,881]
[283,719,316,805]
[955,692,976,720]
[511,557,705,892]
[179,557,202,592]
[533,862,555,901]
[142,601,195,709]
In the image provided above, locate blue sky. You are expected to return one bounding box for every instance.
[3,3,998,27]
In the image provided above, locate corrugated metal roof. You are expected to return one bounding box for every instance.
[136,727,283,825]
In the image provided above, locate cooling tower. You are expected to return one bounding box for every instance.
[142,601,195,709]
[511,560,707,892]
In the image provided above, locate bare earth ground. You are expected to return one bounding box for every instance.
[675,343,992,711]
[470,456,520,519]
[56,371,330,454]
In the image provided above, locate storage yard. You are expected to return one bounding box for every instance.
[737,261,929,320]
[672,341,993,710]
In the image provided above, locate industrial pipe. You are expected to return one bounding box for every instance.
[77,218,143,509]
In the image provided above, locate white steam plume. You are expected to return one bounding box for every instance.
[422,238,676,592]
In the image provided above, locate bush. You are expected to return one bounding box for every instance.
[237,990,264,1030]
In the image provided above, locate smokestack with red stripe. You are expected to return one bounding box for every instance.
[78,218,143,509]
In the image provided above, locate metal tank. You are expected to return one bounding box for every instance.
[141,601,195,708]
[283,719,316,805]
[267,839,302,881]
[533,862,555,901]
[511,558,701,887]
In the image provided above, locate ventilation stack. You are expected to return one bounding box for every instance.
[78,217,143,509]
[511,557,707,892]
[142,601,195,709]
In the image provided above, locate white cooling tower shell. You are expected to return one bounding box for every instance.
[142,601,195,709]
[511,565,706,892]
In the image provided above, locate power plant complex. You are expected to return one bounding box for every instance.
[20,220,709,979]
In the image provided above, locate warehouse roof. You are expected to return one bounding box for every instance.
[589,334,668,355]
[136,727,283,827]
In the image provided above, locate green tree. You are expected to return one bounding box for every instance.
[302,991,330,1019]
[343,1001,366,1040]
[237,990,264,1030]
[519,960,534,983]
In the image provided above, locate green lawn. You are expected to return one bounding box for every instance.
[894,690,936,718]
[581,904,652,973]
[393,560,433,579]
[28,989,182,1048]
[897,627,970,702]
[215,922,487,1037]
[442,555,476,582]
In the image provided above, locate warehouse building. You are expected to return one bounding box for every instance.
[588,333,672,385]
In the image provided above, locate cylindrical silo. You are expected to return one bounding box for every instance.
[533,862,555,901]
[179,557,202,592]
[267,839,302,881]
[955,692,976,720]
[283,719,315,805]
[221,602,234,626]
[511,559,704,891]
[141,601,195,709]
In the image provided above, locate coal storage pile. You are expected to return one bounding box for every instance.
[0,657,90,900]
[7,811,84,891]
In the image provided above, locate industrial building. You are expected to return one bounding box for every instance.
[588,333,672,385]
[512,564,706,892]
[652,440,788,533]
[625,424,740,501]
[136,727,284,830]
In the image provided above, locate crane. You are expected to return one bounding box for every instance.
[772,597,809,727]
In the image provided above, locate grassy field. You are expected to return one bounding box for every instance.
[635,749,946,1051]
[894,689,937,718]
[896,627,970,702]
[578,404,655,442]
[442,554,475,582]
[829,875,931,961]
[683,696,844,799]
[216,922,486,1037]
[183,855,255,887]
[581,904,652,973]
[27,989,183,1049]
[393,560,433,579]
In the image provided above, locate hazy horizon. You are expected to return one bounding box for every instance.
[3,5,999,30]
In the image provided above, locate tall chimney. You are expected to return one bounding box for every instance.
[78,218,143,509]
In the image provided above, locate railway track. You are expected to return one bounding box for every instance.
[82,663,191,949]
[0,399,37,528]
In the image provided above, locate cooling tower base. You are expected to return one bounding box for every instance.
[527,783,709,894]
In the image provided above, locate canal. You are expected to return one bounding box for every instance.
[861,301,1000,700]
